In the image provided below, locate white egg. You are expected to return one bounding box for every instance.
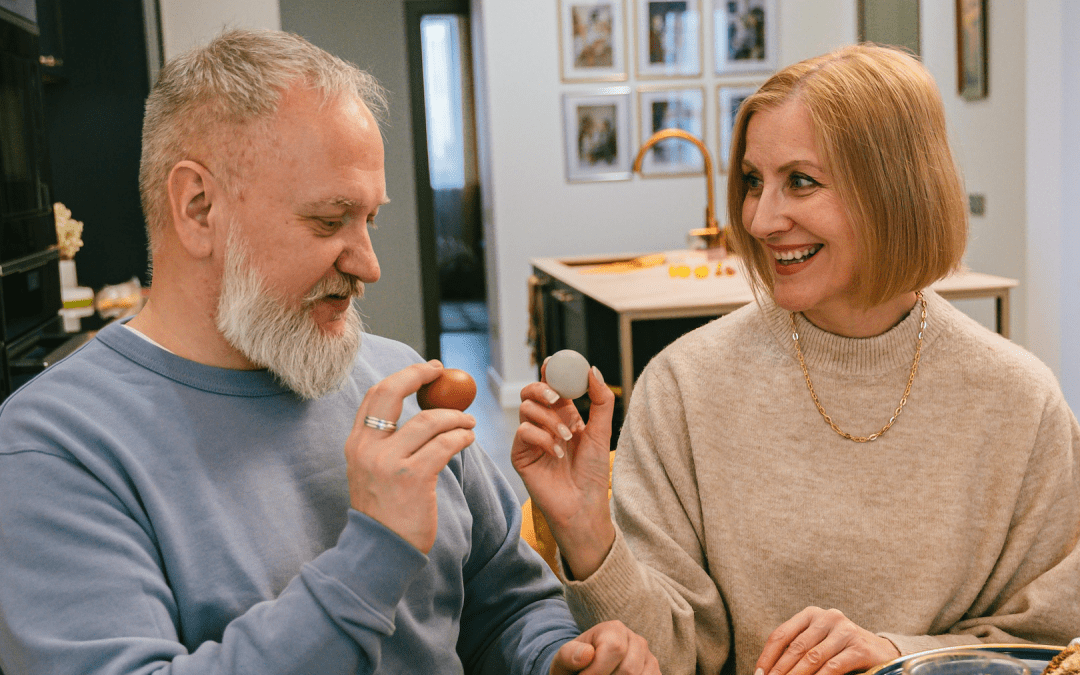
[546,349,591,400]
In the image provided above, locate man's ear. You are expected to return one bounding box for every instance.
[167,160,221,259]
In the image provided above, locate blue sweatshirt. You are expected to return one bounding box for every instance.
[0,321,579,674]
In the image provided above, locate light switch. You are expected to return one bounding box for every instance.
[969,193,986,216]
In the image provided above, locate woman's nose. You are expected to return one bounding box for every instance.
[746,185,792,240]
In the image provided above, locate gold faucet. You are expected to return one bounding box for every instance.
[633,129,726,250]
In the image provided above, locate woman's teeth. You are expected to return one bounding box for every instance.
[774,244,822,265]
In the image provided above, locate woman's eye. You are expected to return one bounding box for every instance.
[742,173,762,189]
[790,174,818,189]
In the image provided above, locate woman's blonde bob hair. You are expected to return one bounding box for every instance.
[726,44,968,308]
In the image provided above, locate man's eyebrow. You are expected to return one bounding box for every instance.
[298,196,391,210]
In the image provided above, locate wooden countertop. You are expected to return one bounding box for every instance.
[531,250,1018,320]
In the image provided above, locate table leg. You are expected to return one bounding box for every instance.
[619,314,634,405]
[996,292,1010,338]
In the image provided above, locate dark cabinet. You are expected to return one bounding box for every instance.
[530,267,715,445]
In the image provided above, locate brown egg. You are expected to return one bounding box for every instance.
[417,368,477,411]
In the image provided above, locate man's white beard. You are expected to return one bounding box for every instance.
[215,232,364,400]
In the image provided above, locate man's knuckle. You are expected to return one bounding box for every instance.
[822,658,847,675]
[804,649,825,666]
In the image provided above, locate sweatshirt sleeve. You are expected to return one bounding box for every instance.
[0,448,427,675]
[880,391,1080,655]
[454,445,581,675]
[562,356,733,675]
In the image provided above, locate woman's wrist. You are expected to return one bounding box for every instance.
[552,518,616,581]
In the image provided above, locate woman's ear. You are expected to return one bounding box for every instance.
[166,160,221,259]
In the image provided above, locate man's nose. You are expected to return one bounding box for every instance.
[336,224,381,284]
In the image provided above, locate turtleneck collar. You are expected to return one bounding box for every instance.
[756,289,949,375]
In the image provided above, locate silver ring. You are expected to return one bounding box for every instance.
[363,415,397,432]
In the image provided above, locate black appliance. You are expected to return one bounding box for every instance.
[0,7,64,403]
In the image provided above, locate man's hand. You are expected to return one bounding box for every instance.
[345,360,476,554]
[550,621,660,675]
[756,607,900,675]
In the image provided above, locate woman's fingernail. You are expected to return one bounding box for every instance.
[543,388,560,404]
[592,366,604,384]
[554,444,566,459]
[756,669,764,675]
[557,424,573,441]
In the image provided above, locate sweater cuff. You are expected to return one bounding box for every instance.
[561,526,644,627]
[301,509,428,634]
[877,632,983,657]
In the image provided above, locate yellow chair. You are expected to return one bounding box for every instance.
[521,451,616,575]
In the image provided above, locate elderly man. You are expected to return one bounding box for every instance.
[0,29,658,675]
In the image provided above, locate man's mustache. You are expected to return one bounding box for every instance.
[303,273,364,305]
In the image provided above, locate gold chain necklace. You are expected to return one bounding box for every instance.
[788,291,926,443]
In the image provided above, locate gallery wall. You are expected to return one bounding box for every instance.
[473,0,1069,407]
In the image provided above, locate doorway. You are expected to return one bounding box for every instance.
[406,0,486,365]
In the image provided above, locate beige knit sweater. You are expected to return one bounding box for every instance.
[563,290,1080,675]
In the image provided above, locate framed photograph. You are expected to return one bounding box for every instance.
[714,0,778,75]
[858,0,920,56]
[559,0,628,81]
[717,84,757,171]
[635,0,702,78]
[636,87,705,176]
[563,88,633,182]
[956,0,987,100]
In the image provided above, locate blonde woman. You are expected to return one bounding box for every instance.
[513,44,1080,675]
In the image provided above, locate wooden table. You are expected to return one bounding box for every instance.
[531,250,1018,406]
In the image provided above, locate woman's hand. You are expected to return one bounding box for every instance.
[756,607,900,675]
[512,364,616,580]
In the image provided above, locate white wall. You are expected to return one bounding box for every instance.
[1025,0,1064,384]
[1063,2,1080,405]
[474,0,857,403]
[279,0,427,355]
[159,0,280,59]
[920,1,1028,343]
[156,0,427,356]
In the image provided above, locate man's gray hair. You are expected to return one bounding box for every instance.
[139,28,387,252]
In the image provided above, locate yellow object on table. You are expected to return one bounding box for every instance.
[579,253,666,275]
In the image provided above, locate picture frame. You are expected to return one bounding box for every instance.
[563,88,634,182]
[636,86,706,176]
[559,0,628,82]
[858,0,920,56]
[956,0,987,100]
[635,0,702,78]
[714,0,778,75]
[717,84,757,171]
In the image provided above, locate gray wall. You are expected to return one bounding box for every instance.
[280,1,426,355]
